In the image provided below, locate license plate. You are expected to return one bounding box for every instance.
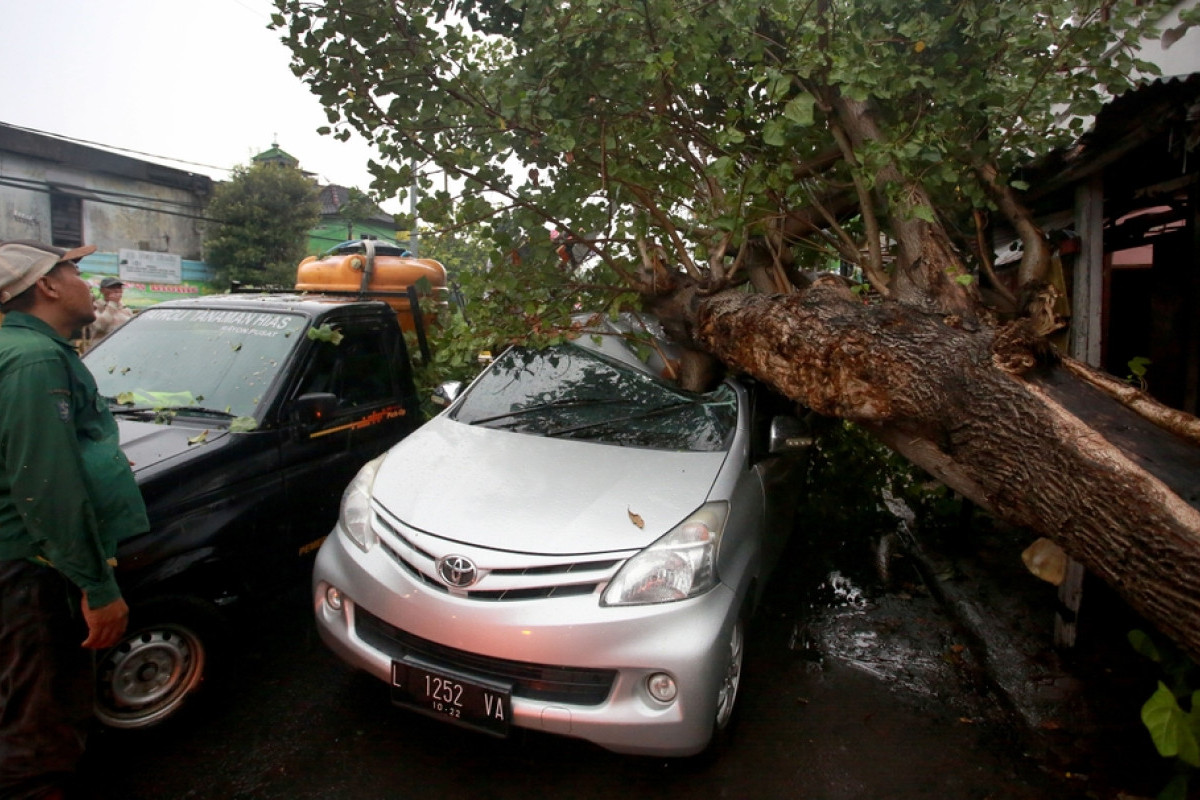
[391,661,512,737]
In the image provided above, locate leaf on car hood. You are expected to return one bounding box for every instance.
[187,430,209,445]
[628,508,644,529]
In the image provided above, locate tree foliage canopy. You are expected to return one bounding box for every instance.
[204,162,321,287]
[272,0,1166,335]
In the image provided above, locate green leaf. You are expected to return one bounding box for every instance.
[710,156,736,180]
[1142,682,1200,766]
[1129,629,1163,663]
[1128,356,1152,379]
[782,93,816,126]
[307,324,344,345]
[766,71,791,102]
[1158,773,1191,800]
[762,118,788,147]
[230,416,259,433]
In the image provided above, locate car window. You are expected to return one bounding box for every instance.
[324,241,411,258]
[85,307,307,419]
[452,344,736,451]
[292,325,395,410]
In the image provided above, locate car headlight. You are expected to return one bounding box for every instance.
[340,454,385,552]
[601,502,728,606]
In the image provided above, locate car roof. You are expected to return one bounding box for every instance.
[570,312,682,378]
[139,292,394,321]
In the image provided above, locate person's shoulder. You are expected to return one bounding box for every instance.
[0,324,51,348]
[0,327,65,372]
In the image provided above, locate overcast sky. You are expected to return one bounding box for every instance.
[1,0,398,208]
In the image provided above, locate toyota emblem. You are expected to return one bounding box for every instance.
[436,554,479,588]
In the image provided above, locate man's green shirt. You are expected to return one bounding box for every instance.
[0,311,148,607]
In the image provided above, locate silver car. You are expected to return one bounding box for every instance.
[312,316,808,756]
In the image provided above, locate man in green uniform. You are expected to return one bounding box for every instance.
[0,240,148,799]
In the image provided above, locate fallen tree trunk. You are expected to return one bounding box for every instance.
[693,283,1200,662]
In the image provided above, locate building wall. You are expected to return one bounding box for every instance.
[0,149,207,259]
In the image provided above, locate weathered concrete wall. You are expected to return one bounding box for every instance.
[0,149,207,260]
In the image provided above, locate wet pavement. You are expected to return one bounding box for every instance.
[72,498,1163,799]
[906,518,1174,799]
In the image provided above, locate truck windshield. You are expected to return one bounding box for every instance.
[84,307,308,420]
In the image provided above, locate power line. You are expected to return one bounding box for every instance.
[0,177,216,223]
[0,174,206,211]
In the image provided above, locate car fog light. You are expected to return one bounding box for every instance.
[647,672,677,703]
[325,585,344,611]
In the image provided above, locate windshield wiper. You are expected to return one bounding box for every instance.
[110,404,236,419]
[466,397,627,426]
[543,399,697,438]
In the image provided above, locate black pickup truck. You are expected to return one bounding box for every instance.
[81,293,423,729]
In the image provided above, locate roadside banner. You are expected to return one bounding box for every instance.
[81,272,212,310]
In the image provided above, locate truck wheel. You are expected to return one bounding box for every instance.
[93,599,219,730]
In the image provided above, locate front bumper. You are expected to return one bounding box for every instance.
[312,524,741,757]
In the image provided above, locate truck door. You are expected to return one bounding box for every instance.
[277,313,419,566]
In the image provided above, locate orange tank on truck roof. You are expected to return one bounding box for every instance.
[296,240,447,332]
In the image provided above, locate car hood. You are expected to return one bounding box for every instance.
[372,415,730,556]
[116,418,232,476]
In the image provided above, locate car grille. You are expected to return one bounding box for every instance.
[355,606,616,705]
[373,511,624,601]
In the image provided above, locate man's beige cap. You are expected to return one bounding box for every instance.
[0,241,97,303]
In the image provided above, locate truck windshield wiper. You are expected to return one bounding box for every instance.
[466,397,627,426]
[543,399,697,438]
[111,404,236,419]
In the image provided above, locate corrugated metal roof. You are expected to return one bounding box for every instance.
[1022,73,1200,206]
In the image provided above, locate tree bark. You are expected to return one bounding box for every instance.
[693,286,1200,662]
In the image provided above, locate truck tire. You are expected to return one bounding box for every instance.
[93,597,222,730]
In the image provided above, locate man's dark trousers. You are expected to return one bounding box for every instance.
[0,560,92,800]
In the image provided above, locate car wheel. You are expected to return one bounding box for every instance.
[713,612,746,732]
[93,600,218,730]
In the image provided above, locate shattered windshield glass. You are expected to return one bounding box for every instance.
[83,307,308,420]
[452,344,737,452]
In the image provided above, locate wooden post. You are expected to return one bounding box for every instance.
[1070,175,1104,368]
[1055,175,1106,649]
[1054,556,1086,648]
[1185,177,1200,415]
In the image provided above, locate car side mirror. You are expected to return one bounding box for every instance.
[291,392,339,426]
[768,416,813,455]
[431,381,463,408]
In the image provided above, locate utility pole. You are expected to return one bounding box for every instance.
[409,173,419,257]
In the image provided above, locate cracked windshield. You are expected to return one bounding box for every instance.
[85,307,308,420]
[452,343,737,451]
